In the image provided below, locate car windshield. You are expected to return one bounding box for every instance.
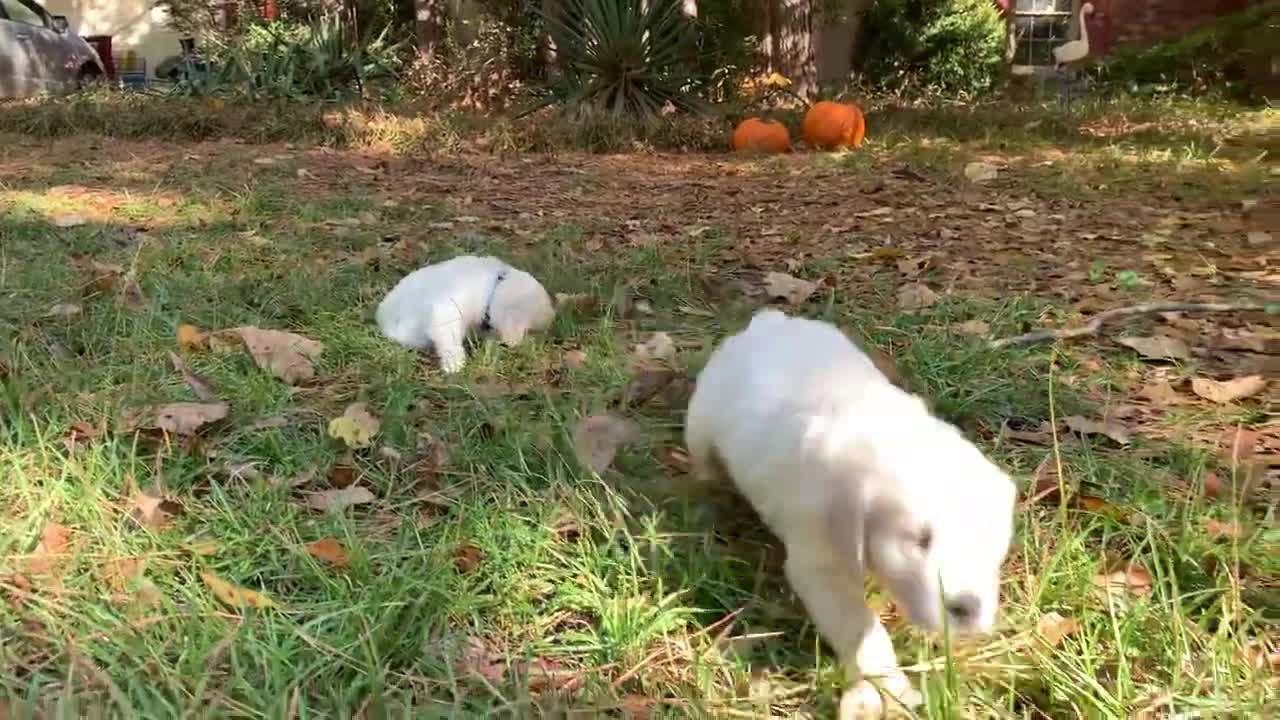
[1,0,49,27]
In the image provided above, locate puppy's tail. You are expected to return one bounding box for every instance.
[746,308,789,333]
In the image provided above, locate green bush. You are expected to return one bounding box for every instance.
[176,15,407,100]
[860,0,1008,98]
[1096,1,1279,103]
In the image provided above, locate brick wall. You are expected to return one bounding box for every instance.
[997,0,1263,59]
[1107,0,1256,51]
[1105,0,1254,48]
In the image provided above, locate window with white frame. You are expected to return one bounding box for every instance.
[1011,0,1079,69]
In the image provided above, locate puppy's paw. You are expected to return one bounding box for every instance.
[839,679,921,719]
[839,683,884,720]
[437,349,467,374]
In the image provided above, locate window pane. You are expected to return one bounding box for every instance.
[1029,42,1054,67]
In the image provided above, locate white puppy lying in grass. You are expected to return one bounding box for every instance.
[377,255,555,373]
[684,309,1017,718]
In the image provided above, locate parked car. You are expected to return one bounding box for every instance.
[0,0,103,98]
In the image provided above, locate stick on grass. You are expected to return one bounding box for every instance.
[989,302,1267,349]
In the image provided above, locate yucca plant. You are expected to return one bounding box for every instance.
[526,0,705,118]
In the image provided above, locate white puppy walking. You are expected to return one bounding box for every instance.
[377,255,555,373]
[684,309,1017,718]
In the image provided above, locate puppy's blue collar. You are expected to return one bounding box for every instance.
[481,269,509,330]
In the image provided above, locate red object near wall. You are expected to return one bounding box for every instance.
[262,0,278,21]
[83,34,115,79]
[1086,0,1114,57]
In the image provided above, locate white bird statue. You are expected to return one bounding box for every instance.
[1052,3,1095,68]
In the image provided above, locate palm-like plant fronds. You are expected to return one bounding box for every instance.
[526,0,704,118]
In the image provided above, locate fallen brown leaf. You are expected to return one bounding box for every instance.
[963,161,998,183]
[615,694,655,719]
[1204,518,1244,540]
[305,485,376,512]
[62,420,101,453]
[44,302,82,319]
[1077,495,1130,523]
[53,213,87,228]
[896,283,939,311]
[1190,375,1267,405]
[327,402,381,449]
[454,543,484,573]
[76,259,123,297]
[118,275,146,310]
[563,349,588,369]
[130,493,182,530]
[554,292,596,313]
[1202,471,1224,500]
[101,556,144,594]
[457,636,506,683]
[622,367,678,409]
[1027,454,1067,504]
[1137,381,1188,406]
[520,657,581,694]
[1116,335,1190,361]
[168,352,218,402]
[327,458,359,488]
[1063,415,1132,445]
[304,538,351,567]
[763,271,817,305]
[120,401,228,436]
[1208,330,1280,355]
[200,571,276,609]
[25,523,73,578]
[471,379,532,399]
[952,319,990,337]
[1001,419,1055,446]
[1091,560,1153,607]
[187,540,220,556]
[1036,611,1081,648]
[633,332,676,362]
[250,415,290,430]
[1218,427,1259,466]
[214,326,323,384]
[573,415,642,474]
[176,323,208,350]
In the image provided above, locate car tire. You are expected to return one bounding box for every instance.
[75,64,105,92]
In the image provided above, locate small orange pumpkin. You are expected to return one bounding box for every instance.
[731,117,792,154]
[802,101,866,150]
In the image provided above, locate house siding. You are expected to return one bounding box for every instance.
[42,0,185,79]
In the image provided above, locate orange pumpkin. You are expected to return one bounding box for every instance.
[802,101,866,150]
[731,117,792,154]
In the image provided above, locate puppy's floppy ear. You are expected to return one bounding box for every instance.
[489,275,539,346]
[826,482,869,575]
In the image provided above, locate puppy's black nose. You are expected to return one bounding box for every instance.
[945,593,981,624]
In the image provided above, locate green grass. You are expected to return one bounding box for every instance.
[0,108,1275,719]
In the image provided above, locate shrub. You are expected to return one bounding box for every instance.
[176,15,406,100]
[1096,1,1279,103]
[529,0,704,118]
[860,0,1008,98]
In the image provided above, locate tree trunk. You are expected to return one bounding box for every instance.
[415,0,447,61]
[539,0,564,80]
[816,0,873,86]
[774,0,817,101]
